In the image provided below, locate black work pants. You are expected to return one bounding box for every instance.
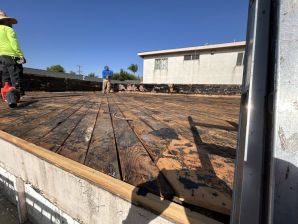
[0,56,24,95]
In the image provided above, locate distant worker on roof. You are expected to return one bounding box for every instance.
[0,10,26,96]
[102,65,113,94]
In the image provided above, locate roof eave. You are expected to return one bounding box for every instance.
[138,41,246,57]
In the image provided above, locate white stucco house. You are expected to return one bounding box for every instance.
[138,41,246,85]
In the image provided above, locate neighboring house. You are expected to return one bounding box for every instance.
[138,41,246,85]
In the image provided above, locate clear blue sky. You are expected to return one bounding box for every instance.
[2,0,248,77]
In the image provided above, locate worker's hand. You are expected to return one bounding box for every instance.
[17,57,26,64]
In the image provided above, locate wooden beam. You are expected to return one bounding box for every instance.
[108,96,174,198]
[115,94,233,214]
[2,97,83,137]
[57,99,101,163]
[22,102,84,143]
[35,102,92,152]
[84,97,121,179]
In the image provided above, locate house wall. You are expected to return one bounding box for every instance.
[142,48,245,85]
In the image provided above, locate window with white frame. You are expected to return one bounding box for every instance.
[192,53,200,60]
[184,53,200,61]
[154,58,168,70]
[184,55,192,60]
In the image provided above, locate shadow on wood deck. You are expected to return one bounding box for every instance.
[0,92,240,218]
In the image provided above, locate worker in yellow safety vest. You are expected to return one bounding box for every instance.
[0,10,26,96]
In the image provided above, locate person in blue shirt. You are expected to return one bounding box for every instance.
[102,66,113,93]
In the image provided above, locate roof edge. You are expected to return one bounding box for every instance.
[138,41,246,57]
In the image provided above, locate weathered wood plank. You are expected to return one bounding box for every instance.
[114,98,167,161]
[115,94,234,214]
[122,94,239,127]
[23,102,85,143]
[2,97,83,137]
[119,94,237,152]
[0,102,53,129]
[123,94,239,118]
[84,97,121,179]
[57,98,101,164]
[34,102,92,152]
[0,97,41,116]
[117,94,239,154]
[118,94,237,155]
[0,95,84,130]
[0,92,239,216]
[108,96,174,198]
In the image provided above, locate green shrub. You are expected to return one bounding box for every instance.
[111,69,138,81]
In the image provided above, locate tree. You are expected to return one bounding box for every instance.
[47,65,65,73]
[87,72,96,77]
[69,71,77,75]
[111,69,138,81]
[128,64,138,75]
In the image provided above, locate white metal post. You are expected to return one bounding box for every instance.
[232,0,298,223]
[268,0,298,223]
[231,0,271,223]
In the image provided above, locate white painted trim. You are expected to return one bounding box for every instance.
[138,41,246,57]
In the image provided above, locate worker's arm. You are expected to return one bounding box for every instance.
[6,27,24,58]
[108,71,113,80]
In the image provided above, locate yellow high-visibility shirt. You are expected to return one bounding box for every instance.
[0,25,24,58]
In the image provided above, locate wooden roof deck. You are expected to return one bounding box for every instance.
[0,92,240,215]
